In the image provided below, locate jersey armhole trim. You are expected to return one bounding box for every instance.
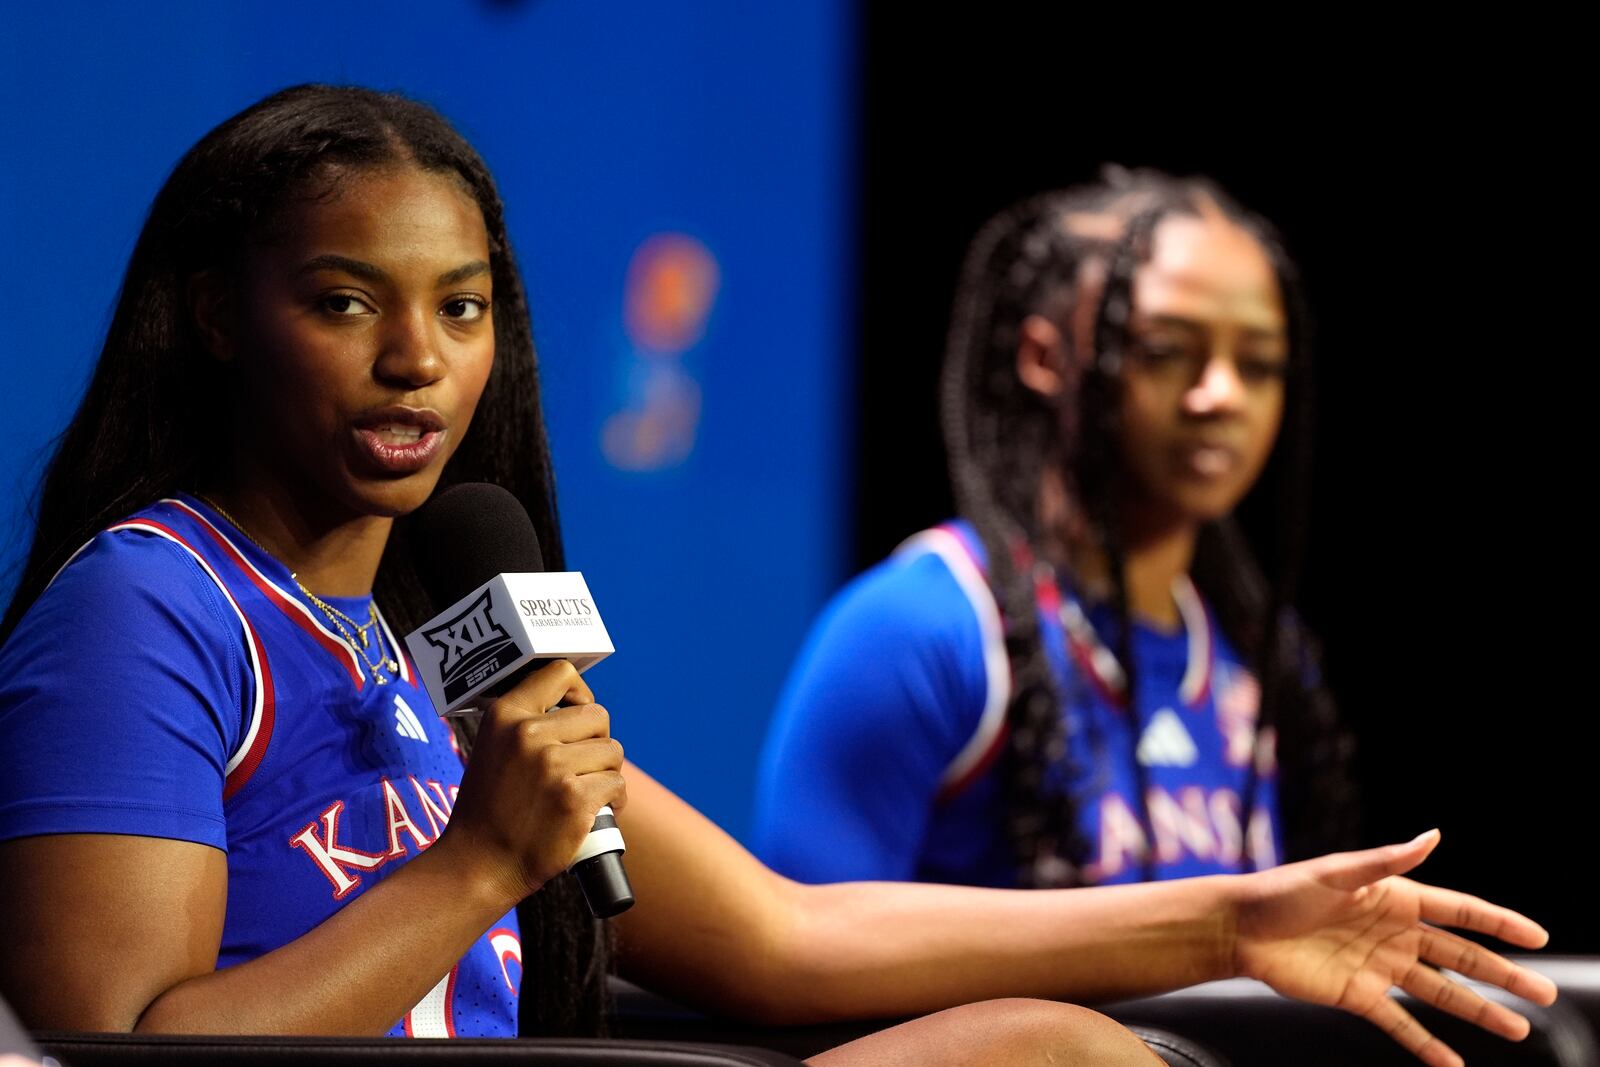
[103,519,276,802]
[893,527,1012,799]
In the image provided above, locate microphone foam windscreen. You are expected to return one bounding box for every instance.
[410,483,545,611]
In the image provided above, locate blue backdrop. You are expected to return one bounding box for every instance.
[0,0,856,842]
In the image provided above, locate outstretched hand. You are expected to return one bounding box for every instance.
[1233,830,1557,1067]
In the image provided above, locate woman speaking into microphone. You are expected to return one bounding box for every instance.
[0,86,1556,1067]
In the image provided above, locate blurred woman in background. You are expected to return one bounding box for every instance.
[757,170,1356,889]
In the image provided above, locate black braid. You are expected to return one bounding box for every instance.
[940,168,1360,887]
[1082,206,1169,881]
[942,192,1098,886]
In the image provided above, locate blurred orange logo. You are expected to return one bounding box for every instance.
[624,233,720,355]
[604,233,720,471]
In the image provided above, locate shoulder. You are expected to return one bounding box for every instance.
[0,518,251,849]
[819,528,995,655]
[7,520,240,657]
[777,526,1003,747]
[0,517,250,717]
[0,512,254,741]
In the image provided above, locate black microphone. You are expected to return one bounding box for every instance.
[407,482,634,918]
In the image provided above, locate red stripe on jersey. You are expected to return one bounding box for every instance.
[1186,636,1213,709]
[1042,568,1129,711]
[108,518,277,801]
[223,658,276,803]
[170,500,365,690]
[443,965,459,1037]
[936,720,1011,803]
[1065,633,1128,709]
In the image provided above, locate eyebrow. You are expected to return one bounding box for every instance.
[1135,313,1284,340]
[436,260,491,287]
[298,254,385,283]
[297,254,491,288]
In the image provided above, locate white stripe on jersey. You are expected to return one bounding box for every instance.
[405,965,456,1037]
[894,529,1011,792]
[107,521,267,778]
[1173,575,1210,706]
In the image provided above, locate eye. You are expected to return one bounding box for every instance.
[1137,343,1183,363]
[1129,337,1198,374]
[441,296,490,323]
[320,293,374,317]
[1237,356,1289,384]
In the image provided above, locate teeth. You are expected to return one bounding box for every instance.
[373,424,424,443]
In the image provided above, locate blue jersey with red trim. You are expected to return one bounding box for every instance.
[0,495,521,1037]
[754,521,1280,888]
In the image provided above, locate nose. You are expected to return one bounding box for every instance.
[373,306,446,389]
[1183,352,1246,416]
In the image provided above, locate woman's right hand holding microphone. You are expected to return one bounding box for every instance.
[433,660,628,907]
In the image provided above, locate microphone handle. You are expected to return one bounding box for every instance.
[570,806,634,918]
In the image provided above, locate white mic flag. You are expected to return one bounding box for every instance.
[406,572,616,716]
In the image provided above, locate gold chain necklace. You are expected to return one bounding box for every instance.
[299,586,379,648]
[194,495,399,685]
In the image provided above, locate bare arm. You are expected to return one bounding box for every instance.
[614,765,1557,1067]
[0,662,625,1035]
[0,832,512,1034]
[615,762,1230,1024]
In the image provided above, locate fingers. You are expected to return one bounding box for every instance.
[1419,926,1560,1007]
[520,702,614,744]
[528,735,627,779]
[1361,995,1462,1067]
[557,768,629,825]
[493,659,595,716]
[1417,885,1552,951]
[604,774,629,814]
[1320,829,1441,891]
[483,699,611,750]
[1399,961,1532,1042]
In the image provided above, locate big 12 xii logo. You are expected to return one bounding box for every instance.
[422,589,520,703]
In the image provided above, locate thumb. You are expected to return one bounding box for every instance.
[1319,829,1440,891]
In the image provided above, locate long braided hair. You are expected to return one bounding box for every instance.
[940,168,1358,888]
[0,85,611,1035]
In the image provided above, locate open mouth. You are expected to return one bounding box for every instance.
[351,408,448,474]
[368,423,427,445]
[1177,441,1241,479]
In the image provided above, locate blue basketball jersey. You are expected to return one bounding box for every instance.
[0,495,520,1037]
[754,521,1280,888]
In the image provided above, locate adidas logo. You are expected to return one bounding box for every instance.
[394,694,430,743]
[1136,708,1197,767]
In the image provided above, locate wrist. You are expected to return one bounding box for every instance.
[423,828,534,919]
[1208,873,1250,983]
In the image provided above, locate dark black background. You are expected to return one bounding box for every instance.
[853,19,1588,947]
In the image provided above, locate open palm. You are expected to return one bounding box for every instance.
[1233,830,1557,1067]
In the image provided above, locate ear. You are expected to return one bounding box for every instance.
[187,270,235,363]
[1016,314,1069,398]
